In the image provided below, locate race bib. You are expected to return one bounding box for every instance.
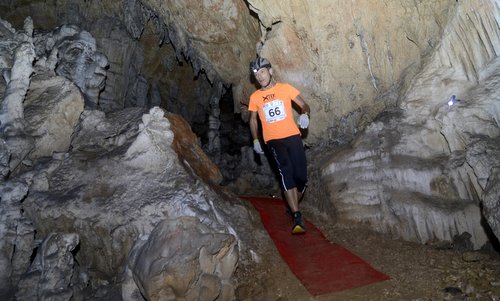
[263,100,286,123]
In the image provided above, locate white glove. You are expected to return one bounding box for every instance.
[297,113,309,129]
[253,139,264,154]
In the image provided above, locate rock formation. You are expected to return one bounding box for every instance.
[0,0,498,299]
[313,0,499,249]
[0,17,276,300]
[16,233,80,301]
[20,107,246,300]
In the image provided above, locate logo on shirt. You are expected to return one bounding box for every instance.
[262,94,275,102]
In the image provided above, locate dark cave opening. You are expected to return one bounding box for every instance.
[218,88,252,156]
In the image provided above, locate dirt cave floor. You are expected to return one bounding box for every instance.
[233,200,500,301]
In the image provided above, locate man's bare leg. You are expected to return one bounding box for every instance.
[284,188,299,212]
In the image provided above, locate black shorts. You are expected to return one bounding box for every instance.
[266,134,307,192]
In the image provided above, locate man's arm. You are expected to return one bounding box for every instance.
[294,95,311,129]
[293,95,311,115]
[249,111,260,140]
[249,110,265,154]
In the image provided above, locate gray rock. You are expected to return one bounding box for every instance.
[315,1,500,249]
[0,180,32,295]
[0,37,35,127]
[124,217,237,300]
[17,107,257,299]
[23,75,84,160]
[483,167,500,240]
[53,30,108,108]
[16,233,79,301]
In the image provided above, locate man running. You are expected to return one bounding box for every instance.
[248,57,311,234]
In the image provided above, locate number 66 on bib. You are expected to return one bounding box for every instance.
[263,100,286,123]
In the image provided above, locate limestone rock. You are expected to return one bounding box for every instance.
[0,180,32,295]
[123,107,177,171]
[0,18,102,175]
[19,107,258,299]
[70,107,145,153]
[0,17,35,127]
[320,114,490,249]
[316,0,500,248]
[125,217,237,301]
[1,72,84,175]
[91,17,147,112]
[483,167,500,240]
[142,0,260,105]
[0,138,10,180]
[123,0,145,39]
[52,29,108,108]
[16,233,79,301]
[23,75,84,159]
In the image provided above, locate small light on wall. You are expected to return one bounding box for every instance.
[447,95,460,107]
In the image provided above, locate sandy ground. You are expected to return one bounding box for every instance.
[234,201,500,301]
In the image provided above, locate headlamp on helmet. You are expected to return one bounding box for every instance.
[250,57,271,73]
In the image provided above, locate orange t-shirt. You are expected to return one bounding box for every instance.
[248,83,301,142]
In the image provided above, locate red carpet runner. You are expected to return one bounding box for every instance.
[242,196,390,296]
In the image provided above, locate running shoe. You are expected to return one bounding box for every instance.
[292,211,306,234]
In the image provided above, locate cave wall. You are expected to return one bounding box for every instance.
[1,0,463,145]
[245,0,456,143]
[0,0,499,298]
[0,0,260,126]
[311,0,500,249]
[1,0,498,236]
